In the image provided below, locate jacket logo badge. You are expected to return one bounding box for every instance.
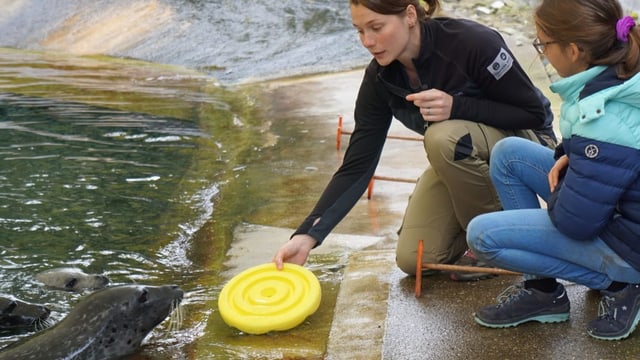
[585,144,599,158]
[487,47,513,80]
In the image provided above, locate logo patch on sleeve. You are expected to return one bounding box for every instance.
[487,47,513,80]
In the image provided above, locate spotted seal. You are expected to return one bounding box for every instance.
[35,267,110,291]
[0,284,184,360]
[0,295,50,332]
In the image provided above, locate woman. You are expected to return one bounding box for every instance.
[467,0,640,341]
[273,0,555,278]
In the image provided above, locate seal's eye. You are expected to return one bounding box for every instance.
[138,289,149,303]
[2,301,16,314]
[65,278,78,289]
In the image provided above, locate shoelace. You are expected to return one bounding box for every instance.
[495,284,532,307]
[597,295,617,321]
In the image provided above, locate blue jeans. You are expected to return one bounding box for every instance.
[467,137,640,289]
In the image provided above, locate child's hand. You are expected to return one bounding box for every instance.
[548,155,569,192]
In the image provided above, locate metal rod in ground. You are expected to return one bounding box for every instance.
[422,263,521,276]
[373,175,417,184]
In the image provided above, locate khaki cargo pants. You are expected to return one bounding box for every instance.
[396,119,556,275]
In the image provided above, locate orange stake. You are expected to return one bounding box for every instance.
[415,239,424,297]
[373,175,417,184]
[336,115,419,199]
[336,115,422,151]
[414,239,520,298]
[367,178,375,199]
[336,115,343,150]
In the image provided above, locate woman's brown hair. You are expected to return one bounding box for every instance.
[535,0,640,79]
[349,0,440,21]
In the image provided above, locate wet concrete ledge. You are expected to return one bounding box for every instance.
[325,250,395,360]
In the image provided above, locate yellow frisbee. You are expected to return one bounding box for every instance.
[218,263,321,335]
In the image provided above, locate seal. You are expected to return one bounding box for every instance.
[0,284,184,360]
[0,295,50,332]
[34,267,110,291]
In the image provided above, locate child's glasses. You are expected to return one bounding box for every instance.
[532,38,558,54]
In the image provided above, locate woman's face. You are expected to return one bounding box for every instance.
[350,4,416,66]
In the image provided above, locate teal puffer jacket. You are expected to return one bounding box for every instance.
[548,66,640,271]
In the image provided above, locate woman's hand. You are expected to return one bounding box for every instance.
[406,89,453,122]
[548,155,569,192]
[272,234,317,270]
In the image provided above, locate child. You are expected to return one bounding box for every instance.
[466,0,640,341]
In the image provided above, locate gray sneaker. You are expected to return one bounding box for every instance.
[474,283,570,328]
[587,283,640,340]
[449,250,496,282]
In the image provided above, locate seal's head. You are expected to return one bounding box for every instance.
[0,295,50,331]
[0,284,184,360]
[34,267,110,291]
[71,284,184,358]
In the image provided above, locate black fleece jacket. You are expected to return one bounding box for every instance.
[294,17,555,245]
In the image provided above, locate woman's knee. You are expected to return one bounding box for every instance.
[423,121,465,164]
[395,250,418,276]
[395,238,460,275]
[396,233,467,275]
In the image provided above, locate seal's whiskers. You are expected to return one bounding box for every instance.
[33,317,52,332]
[167,299,183,332]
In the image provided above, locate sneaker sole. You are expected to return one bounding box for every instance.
[474,312,570,328]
